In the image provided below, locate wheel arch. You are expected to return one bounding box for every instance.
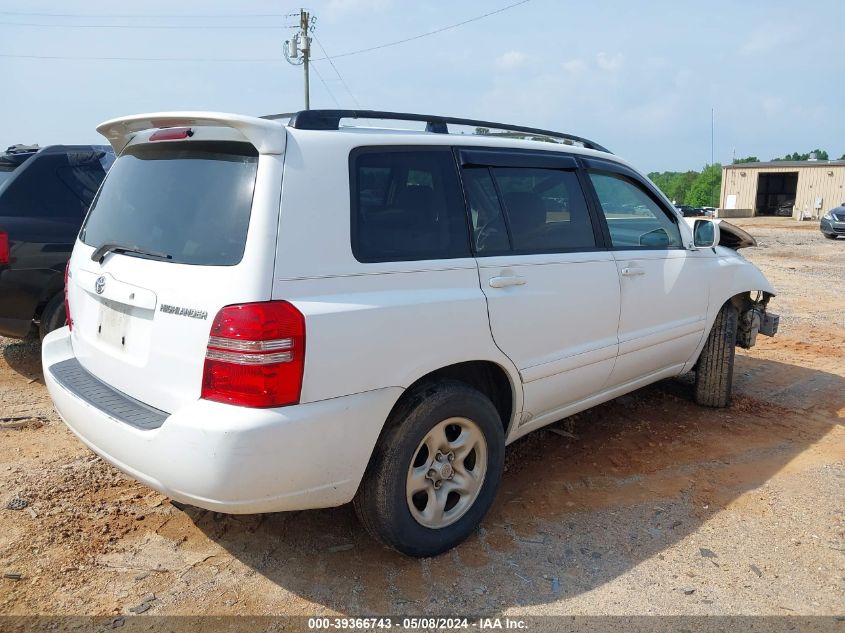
[705,258,775,336]
[683,281,776,376]
[394,360,520,439]
[33,269,65,321]
[362,358,522,481]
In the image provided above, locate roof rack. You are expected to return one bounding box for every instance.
[262,109,611,154]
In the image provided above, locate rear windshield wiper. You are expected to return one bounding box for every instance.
[91,242,173,263]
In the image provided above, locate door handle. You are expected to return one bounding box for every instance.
[620,266,645,277]
[488,275,527,288]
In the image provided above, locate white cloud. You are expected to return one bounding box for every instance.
[561,58,588,74]
[740,23,803,55]
[596,52,624,72]
[495,50,527,71]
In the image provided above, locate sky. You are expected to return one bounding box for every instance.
[1,0,844,173]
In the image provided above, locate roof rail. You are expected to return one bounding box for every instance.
[262,109,611,153]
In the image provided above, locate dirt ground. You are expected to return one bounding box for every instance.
[0,218,843,618]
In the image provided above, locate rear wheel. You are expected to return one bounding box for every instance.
[694,302,738,408]
[38,293,67,340]
[354,380,505,557]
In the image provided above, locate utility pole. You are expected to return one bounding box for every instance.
[301,9,311,111]
[710,108,715,166]
[284,8,314,110]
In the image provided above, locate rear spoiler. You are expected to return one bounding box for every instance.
[96,111,286,155]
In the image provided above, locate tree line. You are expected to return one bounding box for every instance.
[649,149,845,207]
[648,165,722,207]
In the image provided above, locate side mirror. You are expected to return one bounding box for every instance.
[693,219,719,248]
[639,227,670,247]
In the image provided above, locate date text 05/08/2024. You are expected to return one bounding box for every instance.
[307,617,528,630]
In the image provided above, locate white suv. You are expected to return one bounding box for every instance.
[43,110,778,557]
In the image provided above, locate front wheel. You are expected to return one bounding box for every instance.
[823,232,837,240]
[694,302,738,407]
[354,380,505,557]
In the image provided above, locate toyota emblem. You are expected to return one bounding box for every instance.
[95,276,106,295]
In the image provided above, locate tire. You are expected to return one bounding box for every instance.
[354,380,505,557]
[694,302,738,408]
[38,293,67,340]
[823,233,837,240]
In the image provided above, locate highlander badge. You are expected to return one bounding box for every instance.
[159,304,208,320]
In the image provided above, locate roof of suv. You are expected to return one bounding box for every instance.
[269,109,612,153]
[97,110,615,161]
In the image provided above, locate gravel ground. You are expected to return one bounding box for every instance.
[0,218,842,620]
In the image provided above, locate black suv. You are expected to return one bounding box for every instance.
[0,144,114,339]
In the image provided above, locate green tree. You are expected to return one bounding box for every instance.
[686,164,722,207]
[839,154,845,160]
[733,156,759,164]
[648,170,699,204]
[773,149,829,161]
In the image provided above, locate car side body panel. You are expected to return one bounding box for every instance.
[272,129,525,438]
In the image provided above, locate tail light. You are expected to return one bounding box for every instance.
[64,262,73,331]
[0,230,8,265]
[201,301,305,408]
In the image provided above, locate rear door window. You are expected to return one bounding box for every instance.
[81,141,258,266]
[351,148,471,262]
[462,166,597,254]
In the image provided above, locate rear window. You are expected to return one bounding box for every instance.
[81,141,258,266]
[0,149,112,220]
[351,148,471,262]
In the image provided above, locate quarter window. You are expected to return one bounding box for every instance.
[461,168,510,253]
[351,149,471,262]
[588,172,683,248]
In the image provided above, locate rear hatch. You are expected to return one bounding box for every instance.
[66,114,286,413]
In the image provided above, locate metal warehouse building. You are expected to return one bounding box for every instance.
[719,160,845,219]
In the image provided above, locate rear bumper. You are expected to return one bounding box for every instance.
[43,327,401,514]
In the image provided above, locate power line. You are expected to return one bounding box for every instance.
[310,62,341,108]
[0,0,532,63]
[0,10,293,18]
[310,0,531,61]
[0,21,287,30]
[0,52,279,63]
[312,34,361,108]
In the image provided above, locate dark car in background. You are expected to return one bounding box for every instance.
[675,204,706,217]
[0,144,40,186]
[0,144,114,339]
[820,204,845,239]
